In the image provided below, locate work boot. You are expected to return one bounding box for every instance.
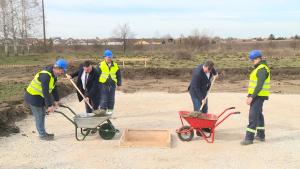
[46,133,54,138]
[196,131,202,137]
[240,139,253,145]
[202,128,211,133]
[255,135,265,142]
[40,134,54,141]
[106,109,113,115]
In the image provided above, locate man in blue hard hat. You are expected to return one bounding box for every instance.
[25,59,68,141]
[241,50,271,145]
[97,50,122,115]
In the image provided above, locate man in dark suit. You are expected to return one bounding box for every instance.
[188,60,217,113]
[66,60,100,113]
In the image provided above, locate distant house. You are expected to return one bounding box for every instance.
[133,39,162,45]
[24,38,40,46]
[134,40,150,45]
[52,37,64,45]
[101,38,124,46]
[65,38,76,46]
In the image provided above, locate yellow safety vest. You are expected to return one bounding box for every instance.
[99,61,119,84]
[248,64,271,96]
[26,70,55,98]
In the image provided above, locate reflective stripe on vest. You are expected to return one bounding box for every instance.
[26,70,55,98]
[99,61,119,84]
[248,64,271,96]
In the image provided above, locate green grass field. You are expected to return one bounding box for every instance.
[1,51,300,68]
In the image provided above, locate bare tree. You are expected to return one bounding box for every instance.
[8,0,19,56]
[19,0,41,54]
[113,22,134,54]
[184,28,211,51]
[0,0,9,56]
[0,0,41,56]
[290,35,298,57]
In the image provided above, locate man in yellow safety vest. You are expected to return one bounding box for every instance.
[24,59,68,141]
[97,50,122,115]
[241,50,270,145]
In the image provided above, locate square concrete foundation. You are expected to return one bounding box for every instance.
[120,129,171,148]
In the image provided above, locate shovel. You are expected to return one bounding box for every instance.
[190,73,218,118]
[199,73,217,112]
[66,74,104,116]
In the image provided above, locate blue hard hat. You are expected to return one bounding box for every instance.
[54,59,68,73]
[103,50,113,58]
[249,50,262,60]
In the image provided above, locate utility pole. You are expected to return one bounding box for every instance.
[42,0,47,52]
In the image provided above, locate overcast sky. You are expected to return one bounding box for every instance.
[45,0,300,39]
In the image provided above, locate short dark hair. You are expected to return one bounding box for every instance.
[83,60,92,67]
[204,60,214,70]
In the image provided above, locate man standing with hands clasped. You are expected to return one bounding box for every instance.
[241,50,271,145]
[97,49,122,115]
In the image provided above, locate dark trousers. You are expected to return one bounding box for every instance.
[189,89,208,113]
[99,84,116,110]
[245,97,265,140]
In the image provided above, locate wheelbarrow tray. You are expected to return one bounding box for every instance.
[179,111,218,129]
[74,113,111,128]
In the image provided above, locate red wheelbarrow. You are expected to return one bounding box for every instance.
[176,107,240,143]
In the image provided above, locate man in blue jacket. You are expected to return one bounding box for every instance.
[66,60,100,113]
[25,59,68,141]
[188,60,217,114]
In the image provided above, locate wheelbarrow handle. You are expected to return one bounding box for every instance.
[217,106,235,118]
[54,110,76,126]
[59,104,76,115]
[233,111,241,114]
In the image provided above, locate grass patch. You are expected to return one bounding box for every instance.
[0,82,27,102]
[1,51,300,69]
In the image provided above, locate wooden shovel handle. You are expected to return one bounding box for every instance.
[199,74,217,111]
[66,74,93,109]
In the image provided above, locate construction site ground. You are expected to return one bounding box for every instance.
[1,92,300,169]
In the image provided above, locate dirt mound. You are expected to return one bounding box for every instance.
[0,82,75,136]
[121,67,300,81]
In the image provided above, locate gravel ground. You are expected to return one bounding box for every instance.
[0,92,300,169]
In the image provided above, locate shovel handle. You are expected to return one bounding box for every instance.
[199,74,217,111]
[66,74,93,109]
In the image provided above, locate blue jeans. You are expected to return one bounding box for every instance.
[189,90,208,113]
[30,105,47,137]
[191,97,208,113]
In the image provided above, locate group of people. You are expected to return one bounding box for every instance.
[25,49,121,140]
[188,50,270,145]
[25,49,270,146]
[66,49,122,116]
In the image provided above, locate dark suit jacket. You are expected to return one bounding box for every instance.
[188,64,217,100]
[70,66,100,102]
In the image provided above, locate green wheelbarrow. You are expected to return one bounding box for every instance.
[54,105,119,141]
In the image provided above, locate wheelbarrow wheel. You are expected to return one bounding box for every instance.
[178,126,194,141]
[99,123,116,140]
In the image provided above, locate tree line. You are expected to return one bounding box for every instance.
[0,0,42,56]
